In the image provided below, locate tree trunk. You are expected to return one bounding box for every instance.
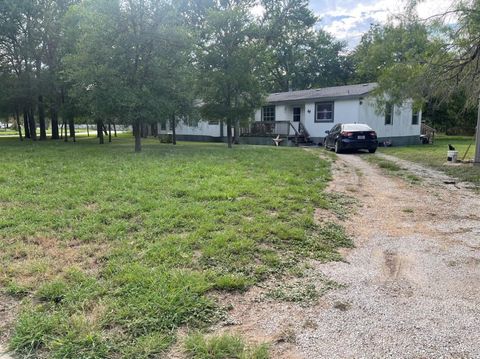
[64,119,68,142]
[234,119,240,144]
[68,115,75,138]
[68,113,76,142]
[227,119,232,149]
[60,123,63,139]
[51,107,60,139]
[133,120,141,152]
[38,96,47,140]
[108,122,112,143]
[23,110,30,139]
[103,124,108,136]
[15,108,23,141]
[97,120,104,144]
[141,123,148,138]
[28,108,37,140]
[171,114,177,145]
[87,124,90,137]
[113,123,117,137]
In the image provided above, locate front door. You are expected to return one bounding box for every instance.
[292,107,301,132]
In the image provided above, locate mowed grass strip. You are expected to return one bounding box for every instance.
[379,136,480,187]
[0,137,348,358]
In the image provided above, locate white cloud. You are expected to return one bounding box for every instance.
[315,0,456,47]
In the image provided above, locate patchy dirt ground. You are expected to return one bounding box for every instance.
[199,152,480,359]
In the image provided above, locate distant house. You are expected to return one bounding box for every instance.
[158,83,422,146]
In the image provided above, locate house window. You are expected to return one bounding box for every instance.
[315,102,334,122]
[412,112,419,125]
[293,107,301,122]
[262,106,275,121]
[208,120,220,125]
[160,122,167,131]
[385,103,393,125]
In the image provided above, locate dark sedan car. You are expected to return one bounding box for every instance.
[324,123,378,153]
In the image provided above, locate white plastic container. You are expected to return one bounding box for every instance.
[447,150,458,163]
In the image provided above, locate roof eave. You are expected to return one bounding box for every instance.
[266,92,374,105]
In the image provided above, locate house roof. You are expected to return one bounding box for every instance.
[266,83,378,104]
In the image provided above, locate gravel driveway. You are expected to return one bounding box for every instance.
[203,152,480,359]
[295,153,480,358]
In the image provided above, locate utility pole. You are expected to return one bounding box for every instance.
[476,97,480,165]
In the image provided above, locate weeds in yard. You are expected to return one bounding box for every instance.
[321,192,358,220]
[266,283,319,304]
[0,138,348,357]
[184,333,269,359]
[365,156,422,184]
[265,277,343,305]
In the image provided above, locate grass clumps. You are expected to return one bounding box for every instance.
[365,156,421,184]
[4,281,30,298]
[322,192,358,220]
[212,274,253,292]
[11,308,108,359]
[0,138,350,357]
[185,333,269,359]
[266,278,343,305]
[266,283,319,304]
[9,269,106,358]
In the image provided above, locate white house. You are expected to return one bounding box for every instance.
[158,83,422,146]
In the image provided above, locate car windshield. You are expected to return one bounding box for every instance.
[343,124,373,132]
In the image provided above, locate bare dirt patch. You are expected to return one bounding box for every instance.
[187,152,480,358]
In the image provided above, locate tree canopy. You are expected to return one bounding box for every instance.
[1,0,480,149]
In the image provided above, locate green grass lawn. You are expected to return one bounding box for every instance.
[0,130,19,136]
[0,130,107,137]
[0,137,349,358]
[379,136,480,187]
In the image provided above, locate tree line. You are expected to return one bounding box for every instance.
[1,0,479,151]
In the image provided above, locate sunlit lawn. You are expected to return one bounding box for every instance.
[0,137,349,358]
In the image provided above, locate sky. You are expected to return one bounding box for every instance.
[309,0,456,48]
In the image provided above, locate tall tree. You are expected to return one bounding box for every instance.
[0,0,46,140]
[349,11,441,113]
[261,0,350,92]
[42,0,82,140]
[65,0,189,152]
[197,0,265,148]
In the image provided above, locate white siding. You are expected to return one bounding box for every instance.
[254,96,421,140]
[359,97,421,138]
[162,95,421,142]
[158,120,226,137]
[303,99,359,138]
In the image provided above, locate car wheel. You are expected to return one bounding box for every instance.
[334,141,342,153]
[368,148,377,154]
[324,140,329,150]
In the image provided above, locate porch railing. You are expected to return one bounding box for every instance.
[240,121,297,137]
[240,121,313,145]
